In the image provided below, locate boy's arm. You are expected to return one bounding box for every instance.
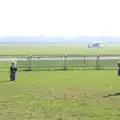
[15,67,17,71]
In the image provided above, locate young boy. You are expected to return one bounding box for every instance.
[10,61,17,81]
[118,61,120,76]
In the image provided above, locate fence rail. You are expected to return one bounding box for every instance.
[0,54,119,71]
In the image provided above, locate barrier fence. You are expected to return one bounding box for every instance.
[0,54,119,71]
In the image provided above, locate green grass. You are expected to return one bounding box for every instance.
[0,58,118,70]
[0,43,120,119]
[0,70,120,120]
[0,43,120,55]
[0,43,120,70]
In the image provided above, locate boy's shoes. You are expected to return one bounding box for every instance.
[10,80,16,81]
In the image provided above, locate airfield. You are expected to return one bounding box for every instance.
[0,43,120,55]
[0,43,120,120]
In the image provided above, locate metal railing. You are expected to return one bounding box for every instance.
[0,54,119,70]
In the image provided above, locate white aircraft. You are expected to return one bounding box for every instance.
[88,41,112,48]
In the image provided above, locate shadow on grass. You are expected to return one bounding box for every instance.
[103,92,120,98]
[0,80,11,83]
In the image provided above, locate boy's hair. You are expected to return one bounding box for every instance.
[11,61,16,65]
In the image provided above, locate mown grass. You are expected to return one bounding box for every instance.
[0,43,120,120]
[0,43,119,70]
[0,70,120,120]
[0,43,120,55]
[0,58,118,71]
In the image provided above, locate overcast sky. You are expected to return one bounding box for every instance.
[0,0,120,37]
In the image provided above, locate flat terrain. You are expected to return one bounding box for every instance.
[0,43,120,55]
[0,43,120,70]
[0,70,120,120]
[0,43,120,120]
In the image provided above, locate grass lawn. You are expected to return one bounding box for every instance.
[0,43,120,70]
[0,43,120,55]
[0,43,120,120]
[0,70,120,120]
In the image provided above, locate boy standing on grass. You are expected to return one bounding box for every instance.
[118,61,120,76]
[10,61,17,81]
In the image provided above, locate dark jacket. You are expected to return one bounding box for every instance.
[10,65,17,73]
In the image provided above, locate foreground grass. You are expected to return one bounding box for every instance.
[0,70,120,120]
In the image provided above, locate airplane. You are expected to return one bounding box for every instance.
[88,43,101,48]
[88,41,112,48]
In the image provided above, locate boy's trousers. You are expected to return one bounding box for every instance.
[118,69,120,76]
[10,72,16,81]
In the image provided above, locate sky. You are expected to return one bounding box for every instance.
[0,0,120,37]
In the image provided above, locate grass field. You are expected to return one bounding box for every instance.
[0,43,120,70]
[0,43,120,120]
[0,43,120,55]
[0,70,120,120]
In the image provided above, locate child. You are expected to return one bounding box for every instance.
[10,61,17,81]
[118,61,120,76]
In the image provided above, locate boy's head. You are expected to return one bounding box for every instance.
[11,61,16,65]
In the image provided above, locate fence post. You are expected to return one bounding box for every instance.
[28,55,32,71]
[96,54,100,70]
[63,55,67,70]
[98,55,100,69]
[84,56,86,68]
